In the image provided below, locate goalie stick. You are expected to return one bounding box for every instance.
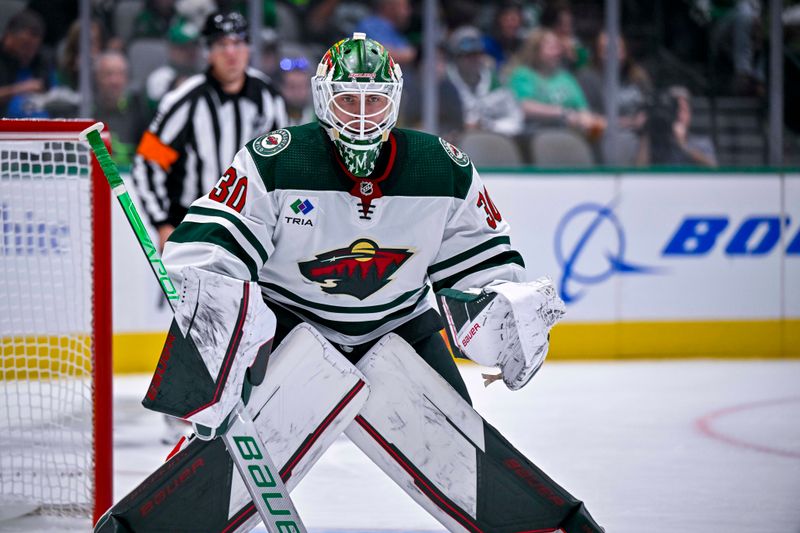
[80,122,307,533]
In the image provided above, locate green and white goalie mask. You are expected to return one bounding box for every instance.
[312,33,403,177]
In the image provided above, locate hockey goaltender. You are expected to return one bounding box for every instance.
[95,33,604,532]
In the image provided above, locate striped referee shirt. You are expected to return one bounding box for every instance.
[132,67,287,227]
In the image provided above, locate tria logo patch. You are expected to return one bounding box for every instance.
[299,239,413,299]
[284,195,318,227]
[284,217,313,226]
[291,198,314,215]
[253,129,291,157]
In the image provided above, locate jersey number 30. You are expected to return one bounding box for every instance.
[477,187,502,229]
[209,167,248,213]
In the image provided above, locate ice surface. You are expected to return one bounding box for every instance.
[2,360,799,532]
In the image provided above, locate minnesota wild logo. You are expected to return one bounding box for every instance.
[253,129,291,157]
[439,137,470,167]
[299,239,413,299]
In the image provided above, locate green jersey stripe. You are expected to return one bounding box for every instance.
[169,221,260,280]
[268,291,429,337]
[187,205,269,263]
[261,282,428,315]
[431,250,525,293]
[428,236,511,276]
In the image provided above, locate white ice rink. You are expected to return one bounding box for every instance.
[3,360,799,532]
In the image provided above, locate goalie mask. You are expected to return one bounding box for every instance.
[312,33,403,177]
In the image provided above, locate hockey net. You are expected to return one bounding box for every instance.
[0,119,112,524]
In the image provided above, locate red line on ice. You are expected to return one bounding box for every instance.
[695,396,800,459]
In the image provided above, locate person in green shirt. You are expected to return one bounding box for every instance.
[506,28,604,136]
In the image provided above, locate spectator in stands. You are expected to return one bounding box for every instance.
[506,28,603,137]
[440,0,482,30]
[539,1,588,71]
[132,0,177,41]
[304,0,372,44]
[257,28,280,79]
[355,0,416,64]
[710,0,765,96]
[93,51,137,167]
[643,86,717,167]
[27,0,78,50]
[57,19,106,90]
[446,26,522,135]
[143,18,201,116]
[576,31,651,131]
[35,17,107,118]
[278,48,314,126]
[0,10,52,118]
[401,45,463,142]
[482,0,525,69]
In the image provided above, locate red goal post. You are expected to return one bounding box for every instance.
[0,119,112,524]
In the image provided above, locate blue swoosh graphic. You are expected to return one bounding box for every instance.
[555,202,660,304]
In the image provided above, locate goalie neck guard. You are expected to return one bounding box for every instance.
[312,33,403,177]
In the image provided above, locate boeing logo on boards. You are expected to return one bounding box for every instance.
[0,203,70,255]
[555,206,800,305]
[662,216,800,256]
[555,202,659,304]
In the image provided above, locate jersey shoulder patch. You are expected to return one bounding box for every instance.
[438,137,470,167]
[251,129,292,157]
[390,128,473,199]
[246,124,341,193]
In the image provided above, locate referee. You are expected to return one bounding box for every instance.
[132,11,287,249]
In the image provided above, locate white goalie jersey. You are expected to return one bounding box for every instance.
[163,123,526,346]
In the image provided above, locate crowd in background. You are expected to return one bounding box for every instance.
[1,0,794,169]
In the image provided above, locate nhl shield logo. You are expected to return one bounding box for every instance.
[359,181,374,196]
[439,137,470,167]
[253,129,291,157]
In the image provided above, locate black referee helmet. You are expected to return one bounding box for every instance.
[202,11,249,45]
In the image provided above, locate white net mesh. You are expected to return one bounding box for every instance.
[0,137,95,517]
